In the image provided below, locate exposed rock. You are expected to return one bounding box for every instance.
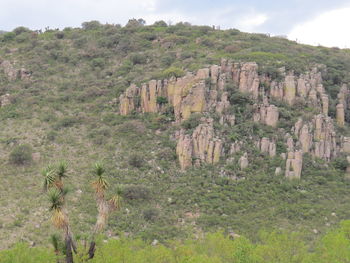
[275,167,282,176]
[284,73,296,105]
[285,150,303,179]
[336,103,345,127]
[0,94,11,107]
[341,137,350,153]
[176,119,223,169]
[176,130,193,170]
[253,103,279,127]
[321,94,329,116]
[119,84,139,115]
[239,153,249,170]
[299,124,312,153]
[230,141,243,154]
[219,114,235,126]
[238,62,259,99]
[19,68,31,80]
[0,60,17,81]
[257,137,276,157]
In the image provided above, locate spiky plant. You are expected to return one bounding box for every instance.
[91,162,109,196]
[48,189,67,229]
[42,165,56,191]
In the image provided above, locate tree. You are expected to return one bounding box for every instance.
[88,162,122,259]
[42,162,122,262]
[42,162,76,263]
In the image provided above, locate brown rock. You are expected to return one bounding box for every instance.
[239,62,259,99]
[176,130,193,170]
[336,103,345,127]
[285,150,303,179]
[239,153,249,170]
[284,73,296,105]
[0,94,11,107]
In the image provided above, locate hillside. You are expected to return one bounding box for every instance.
[1,20,350,250]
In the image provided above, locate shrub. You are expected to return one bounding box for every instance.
[156,96,168,105]
[130,54,147,65]
[123,185,151,201]
[81,20,102,30]
[128,154,145,168]
[181,114,202,130]
[9,144,33,165]
[143,208,159,221]
[162,67,185,78]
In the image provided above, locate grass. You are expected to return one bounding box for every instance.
[0,21,350,249]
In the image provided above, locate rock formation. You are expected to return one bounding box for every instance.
[176,118,223,169]
[253,103,279,127]
[118,59,347,175]
[0,94,11,107]
[239,153,249,170]
[285,150,303,179]
[256,137,276,157]
[336,104,345,127]
[0,60,17,81]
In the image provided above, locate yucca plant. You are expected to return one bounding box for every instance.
[88,163,122,259]
[43,162,75,263]
[91,162,109,197]
[42,165,56,191]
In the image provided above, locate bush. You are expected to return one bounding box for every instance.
[123,185,151,201]
[143,208,159,221]
[9,144,33,165]
[128,154,145,168]
[162,67,185,78]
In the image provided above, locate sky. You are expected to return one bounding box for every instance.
[1,0,350,48]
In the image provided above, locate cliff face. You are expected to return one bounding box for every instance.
[119,59,350,176]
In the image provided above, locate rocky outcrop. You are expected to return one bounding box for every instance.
[284,73,296,105]
[176,118,223,169]
[253,103,279,127]
[292,114,337,161]
[176,131,193,170]
[0,94,11,107]
[285,150,303,179]
[256,137,276,157]
[341,137,350,154]
[0,60,17,81]
[269,66,326,109]
[239,153,249,170]
[0,60,31,81]
[336,104,345,127]
[230,141,243,154]
[118,60,267,122]
[119,68,231,122]
[237,62,259,99]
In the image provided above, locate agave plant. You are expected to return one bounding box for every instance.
[91,162,109,196]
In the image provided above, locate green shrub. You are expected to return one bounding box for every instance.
[123,185,151,201]
[9,144,33,165]
[162,67,185,78]
[128,153,145,168]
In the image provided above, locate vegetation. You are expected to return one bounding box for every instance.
[2,220,350,262]
[1,19,350,258]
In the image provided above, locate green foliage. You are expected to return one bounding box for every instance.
[0,243,57,263]
[128,153,145,168]
[162,67,185,78]
[9,144,33,165]
[4,222,350,262]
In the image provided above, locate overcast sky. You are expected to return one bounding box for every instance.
[1,0,350,48]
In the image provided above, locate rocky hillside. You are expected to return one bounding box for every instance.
[1,20,350,248]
